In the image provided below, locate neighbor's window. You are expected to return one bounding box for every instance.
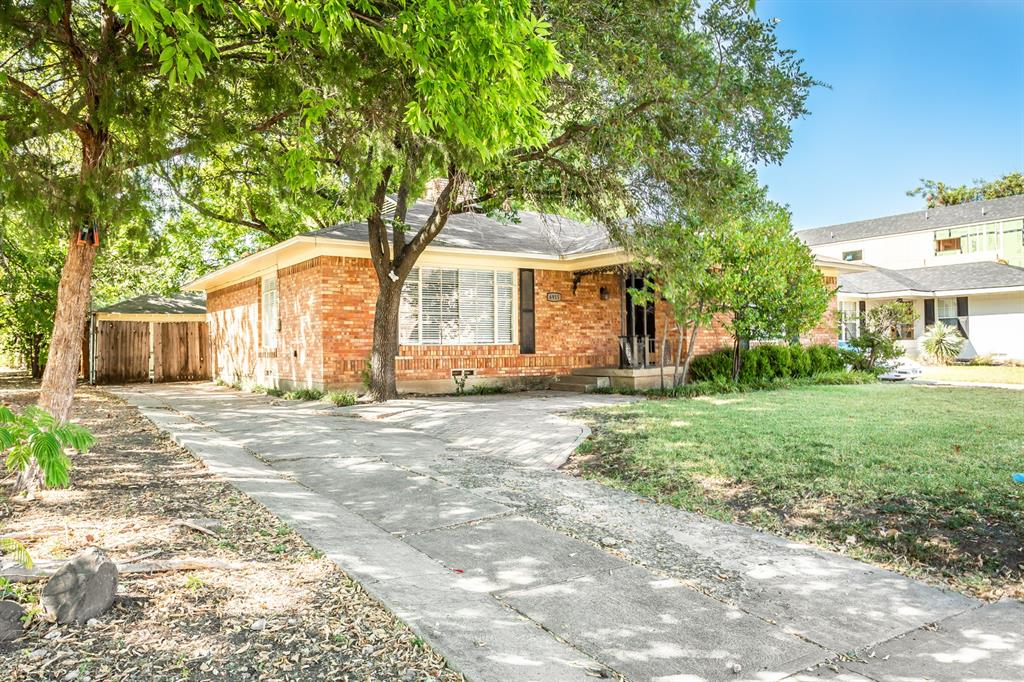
[937,297,958,329]
[842,250,863,262]
[400,267,514,345]
[839,300,861,341]
[934,236,962,254]
[262,274,278,347]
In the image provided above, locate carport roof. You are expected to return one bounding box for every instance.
[97,292,207,315]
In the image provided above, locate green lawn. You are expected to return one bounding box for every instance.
[919,364,1024,385]
[575,383,1024,598]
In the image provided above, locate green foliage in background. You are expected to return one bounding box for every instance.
[908,171,1023,208]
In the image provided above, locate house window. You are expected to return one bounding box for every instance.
[261,274,278,347]
[400,267,514,345]
[937,297,958,329]
[842,250,863,262]
[839,300,861,341]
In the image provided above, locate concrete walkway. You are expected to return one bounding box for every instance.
[111,383,1023,682]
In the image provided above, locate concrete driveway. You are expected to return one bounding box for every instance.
[113,383,1021,682]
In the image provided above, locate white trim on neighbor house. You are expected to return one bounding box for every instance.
[806,214,1024,248]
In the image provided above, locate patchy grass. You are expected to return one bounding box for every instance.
[919,364,1024,385]
[574,383,1024,599]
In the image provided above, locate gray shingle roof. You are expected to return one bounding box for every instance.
[97,292,206,315]
[799,195,1024,247]
[304,201,612,257]
[839,261,1024,295]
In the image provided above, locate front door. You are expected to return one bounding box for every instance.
[621,273,655,367]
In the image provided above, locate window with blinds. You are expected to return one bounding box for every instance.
[261,274,278,348]
[400,267,514,345]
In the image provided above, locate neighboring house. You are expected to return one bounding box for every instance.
[800,194,1024,269]
[184,201,857,393]
[799,195,1024,361]
[837,262,1024,361]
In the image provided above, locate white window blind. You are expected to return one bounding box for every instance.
[937,297,958,328]
[262,274,278,347]
[400,267,514,345]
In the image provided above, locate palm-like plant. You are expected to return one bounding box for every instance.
[921,322,966,365]
[1,405,95,495]
[0,537,33,568]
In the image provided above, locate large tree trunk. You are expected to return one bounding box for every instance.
[367,280,403,401]
[38,227,97,420]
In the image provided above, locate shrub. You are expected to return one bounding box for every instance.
[921,323,966,365]
[808,344,843,373]
[324,391,357,407]
[465,383,507,396]
[689,350,733,382]
[758,344,792,379]
[789,345,812,378]
[265,387,285,398]
[283,388,324,401]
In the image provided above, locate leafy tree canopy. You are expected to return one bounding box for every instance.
[908,171,1024,208]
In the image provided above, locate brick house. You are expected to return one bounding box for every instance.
[185,202,861,393]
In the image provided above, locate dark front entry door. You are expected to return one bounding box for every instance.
[621,273,655,367]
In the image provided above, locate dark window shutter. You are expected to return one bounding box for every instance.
[858,300,866,318]
[519,269,535,354]
[956,296,969,337]
[924,299,935,327]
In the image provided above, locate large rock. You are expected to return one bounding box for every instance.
[41,547,118,624]
[0,600,25,641]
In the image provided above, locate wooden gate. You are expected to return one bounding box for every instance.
[92,320,210,384]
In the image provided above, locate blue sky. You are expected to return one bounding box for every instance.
[755,0,1024,230]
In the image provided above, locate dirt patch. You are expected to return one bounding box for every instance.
[1,374,461,681]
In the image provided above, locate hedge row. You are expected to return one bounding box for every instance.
[689,344,846,383]
[591,370,877,398]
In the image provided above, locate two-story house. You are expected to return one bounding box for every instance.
[799,194,1024,360]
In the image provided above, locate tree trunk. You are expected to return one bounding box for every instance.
[679,323,700,386]
[38,235,96,421]
[731,335,742,382]
[659,314,670,391]
[367,281,403,401]
[30,335,43,380]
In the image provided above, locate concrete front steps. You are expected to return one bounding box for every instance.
[549,374,611,392]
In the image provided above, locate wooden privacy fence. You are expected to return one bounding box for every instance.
[90,320,210,384]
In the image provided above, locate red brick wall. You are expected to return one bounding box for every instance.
[207,278,260,383]
[277,259,324,387]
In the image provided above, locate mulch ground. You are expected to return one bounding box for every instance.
[0,373,462,682]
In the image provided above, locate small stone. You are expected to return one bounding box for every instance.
[250,619,267,631]
[0,600,25,642]
[86,618,101,629]
[845,535,857,545]
[731,663,743,674]
[41,547,118,625]
[600,537,618,548]
[28,648,47,660]
[44,628,62,640]
[287,618,297,625]
[362,644,376,656]
[63,671,79,681]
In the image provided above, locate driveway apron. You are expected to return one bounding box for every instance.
[112,383,1020,682]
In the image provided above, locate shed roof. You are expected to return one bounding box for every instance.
[799,195,1024,247]
[839,261,1024,296]
[97,292,207,315]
